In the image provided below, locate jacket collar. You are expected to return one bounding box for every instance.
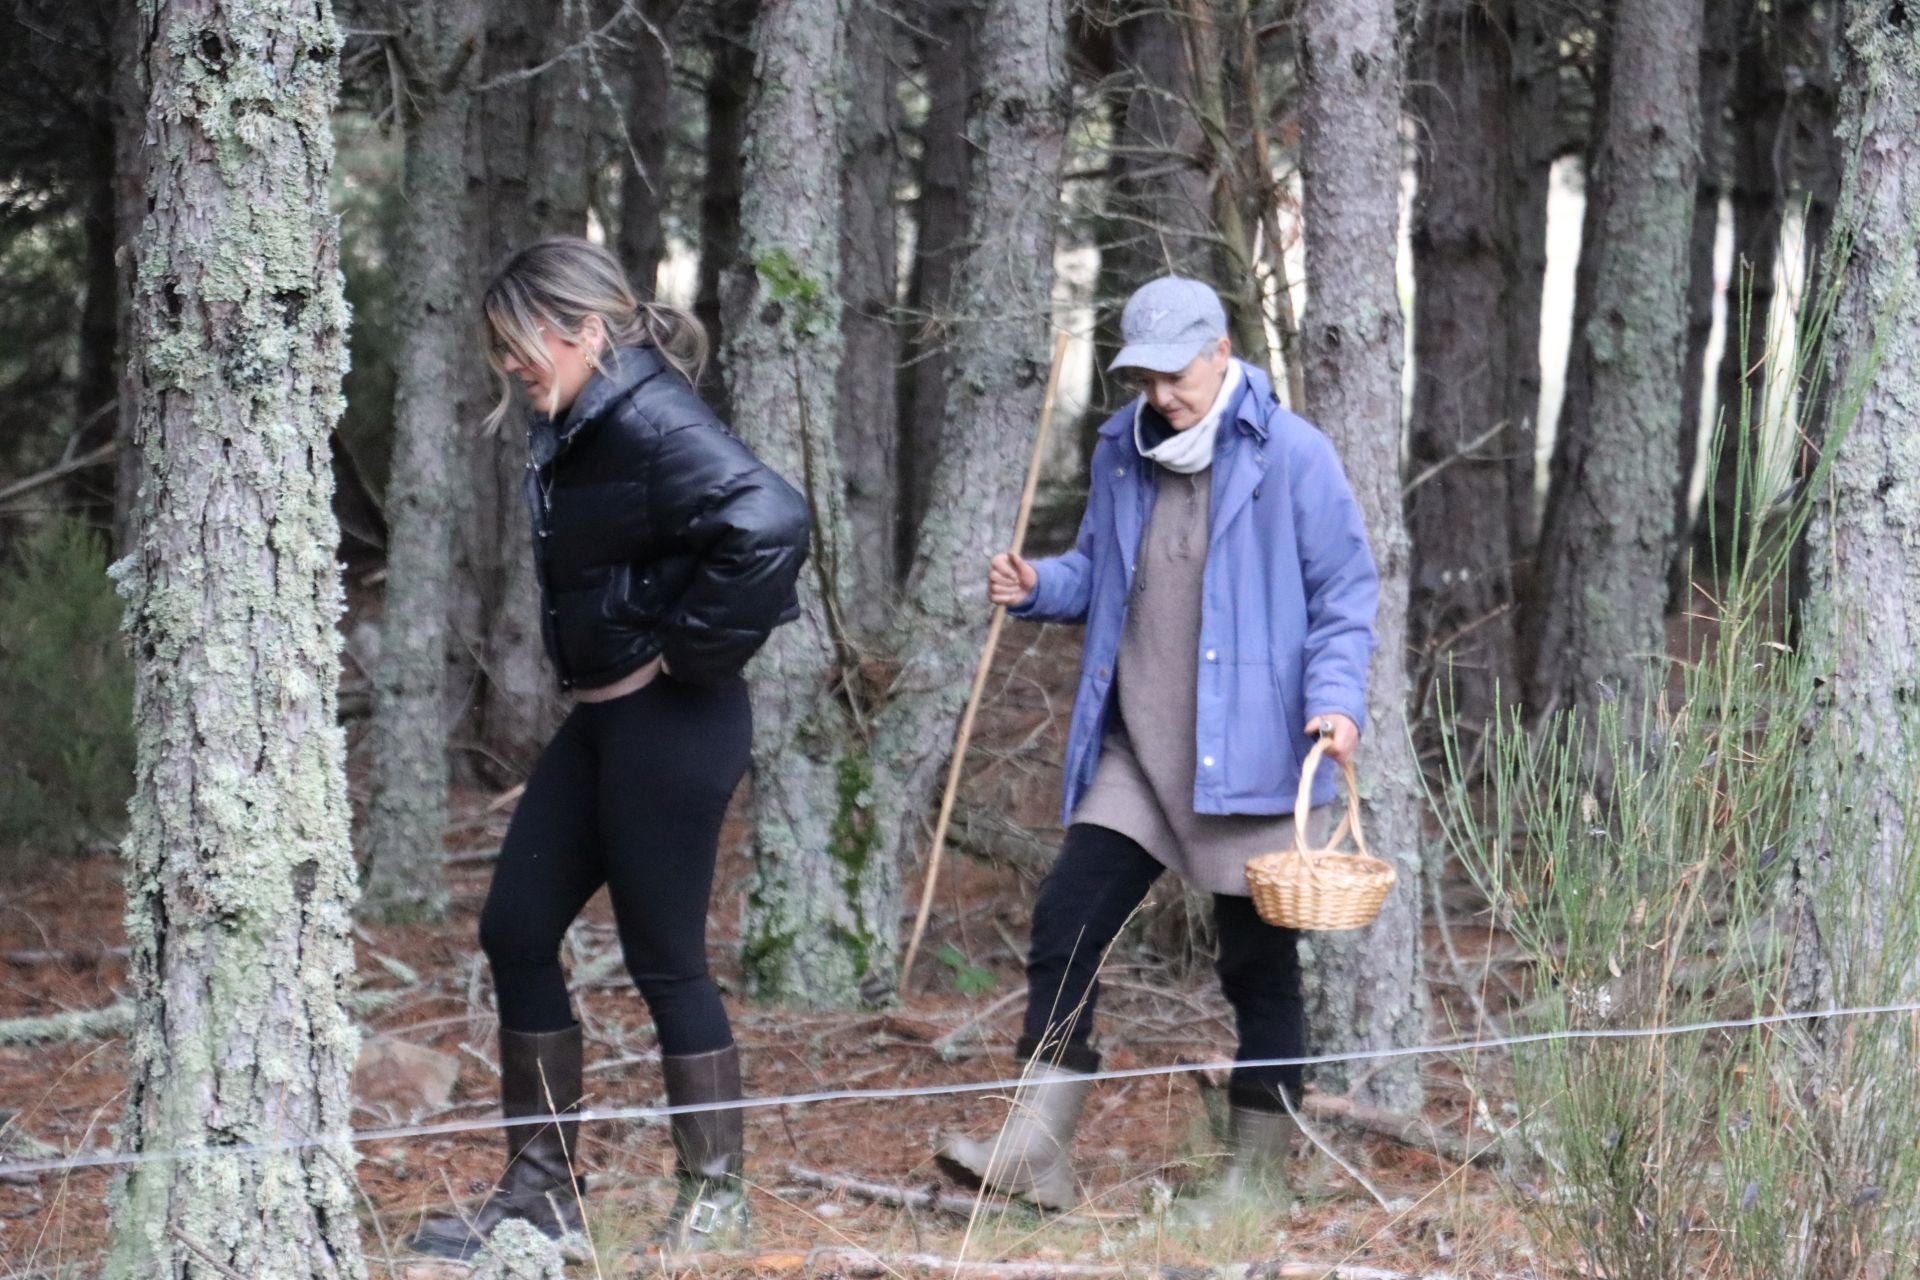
[1097,361,1275,450]
[529,344,668,467]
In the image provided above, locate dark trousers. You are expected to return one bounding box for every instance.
[479,674,751,1055]
[1021,823,1307,1112]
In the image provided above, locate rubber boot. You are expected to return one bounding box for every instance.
[650,1044,751,1254]
[1170,1104,1295,1226]
[408,1024,587,1260]
[936,1061,1093,1210]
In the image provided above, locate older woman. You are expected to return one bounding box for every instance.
[936,276,1378,1221]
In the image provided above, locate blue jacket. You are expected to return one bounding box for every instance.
[1013,364,1378,822]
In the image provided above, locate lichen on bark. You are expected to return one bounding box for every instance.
[1796,1,1920,1000]
[1296,0,1426,1112]
[105,2,368,1275]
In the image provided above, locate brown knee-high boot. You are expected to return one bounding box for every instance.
[408,1025,586,1260]
[650,1044,750,1252]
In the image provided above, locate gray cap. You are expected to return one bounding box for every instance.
[1108,276,1229,373]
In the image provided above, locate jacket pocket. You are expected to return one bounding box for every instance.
[1218,661,1292,802]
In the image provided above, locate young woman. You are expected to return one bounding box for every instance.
[407,237,809,1259]
[935,276,1378,1222]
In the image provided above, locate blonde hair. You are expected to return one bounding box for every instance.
[480,236,709,434]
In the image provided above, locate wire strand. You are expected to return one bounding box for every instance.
[4,997,1912,1180]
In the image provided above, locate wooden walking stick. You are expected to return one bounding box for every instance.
[899,328,1073,995]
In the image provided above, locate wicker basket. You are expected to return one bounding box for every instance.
[1244,738,1396,931]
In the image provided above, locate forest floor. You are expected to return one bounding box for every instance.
[3,528,1759,1277]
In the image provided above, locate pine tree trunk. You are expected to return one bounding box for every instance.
[75,119,119,450]
[479,0,591,769]
[1695,2,1784,582]
[1106,4,1212,283]
[362,0,486,923]
[1796,0,1920,1003]
[1092,1,1213,412]
[1295,0,1423,1112]
[837,0,902,625]
[1503,0,1562,564]
[618,0,680,294]
[63,91,123,534]
[1789,0,1845,339]
[725,0,874,1005]
[1527,0,1703,718]
[1179,0,1270,370]
[1671,0,1738,600]
[899,0,975,557]
[1407,0,1519,730]
[105,3,366,1274]
[450,0,590,783]
[696,0,756,412]
[731,0,1068,1003]
[881,0,1070,972]
[1782,0,1844,646]
[111,2,148,557]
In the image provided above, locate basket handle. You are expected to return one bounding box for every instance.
[1291,733,1369,877]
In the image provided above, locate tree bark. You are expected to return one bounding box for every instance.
[881,0,1070,979]
[111,0,148,557]
[1503,0,1564,565]
[1797,1,1920,992]
[449,0,591,784]
[1089,1,1214,423]
[1693,1,1785,584]
[1105,4,1213,284]
[837,0,903,626]
[1527,0,1704,718]
[72,111,120,526]
[696,0,757,412]
[362,0,487,924]
[731,0,1069,1004]
[618,0,680,295]
[105,2,366,1274]
[725,0,872,1004]
[1177,0,1270,371]
[1782,0,1845,646]
[1669,0,1738,602]
[899,0,976,558]
[1295,0,1423,1112]
[1406,0,1520,730]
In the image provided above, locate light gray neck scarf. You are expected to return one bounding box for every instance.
[1134,359,1244,475]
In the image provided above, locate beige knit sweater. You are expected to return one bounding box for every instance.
[1072,464,1326,895]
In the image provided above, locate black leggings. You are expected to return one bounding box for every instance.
[1021,823,1307,1111]
[479,674,751,1055]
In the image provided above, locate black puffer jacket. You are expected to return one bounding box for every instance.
[523,344,810,692]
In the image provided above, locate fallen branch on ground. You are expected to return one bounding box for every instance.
[950,802,1057,879]
[929,989,1025,1059]
[785,1163,1020,1219]
[444,845,502,866]
[0,1003,134,1045]
[0,989,400,1046]
[1298,1095,1485,1168]
[3,945,130,967]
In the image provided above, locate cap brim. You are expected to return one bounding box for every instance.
[1108,339,1212,374]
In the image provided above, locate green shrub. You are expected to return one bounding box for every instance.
[1427,256,1920,1280]
[0,515,133,872]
